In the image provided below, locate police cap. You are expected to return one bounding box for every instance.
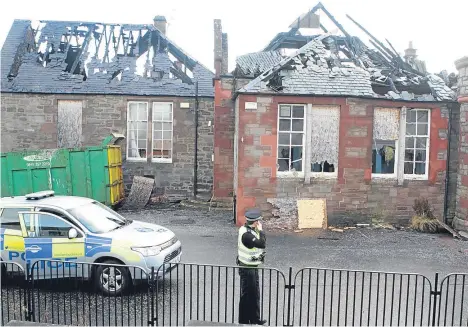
[245,208,262,222]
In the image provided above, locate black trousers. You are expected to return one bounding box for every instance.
[238,266,261,324]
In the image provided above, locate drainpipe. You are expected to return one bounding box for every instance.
[443,103,453,224]
[193,81,199,198]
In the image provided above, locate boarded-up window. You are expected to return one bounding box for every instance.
[310,106,340,173]
[57,100,82,148]
[372,108,399,175]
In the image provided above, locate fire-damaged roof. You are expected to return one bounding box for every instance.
[236,3,457,102]
[1,19,214,97]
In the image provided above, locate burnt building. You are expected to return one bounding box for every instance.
[213,3,462,229]
[1,16,215,199]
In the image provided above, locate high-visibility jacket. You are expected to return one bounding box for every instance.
[237,226,264,266]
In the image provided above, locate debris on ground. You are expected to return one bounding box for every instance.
[375,223,397,230]
[121,176,154,210]
[460,231,468,240]
[356,223,370,228]
[318,237,340,240]
[438,221,468,241]
[331,228,344,233]
[344,226,356,230]
[294,229,304,233]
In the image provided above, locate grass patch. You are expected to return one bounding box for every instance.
[411,198,441,233]
[411,215,441,233]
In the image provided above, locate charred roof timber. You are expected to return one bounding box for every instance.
[238,2,457,102]
[1,18,214,97]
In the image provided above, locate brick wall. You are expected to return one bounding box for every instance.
[0,92,214,199]
[234,94,457,228]
[212,77,251,199]
[213,78,234,198]
[455,56,468,232]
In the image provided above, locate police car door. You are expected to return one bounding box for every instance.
[0,207,31,270]
[19,212,85,279]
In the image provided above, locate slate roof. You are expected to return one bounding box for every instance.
[239,37,375,97]
[235,51,283,77]
[1,19,214,97]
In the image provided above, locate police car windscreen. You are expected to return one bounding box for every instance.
[67,201,130,234]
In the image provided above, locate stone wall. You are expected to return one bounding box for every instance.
[454,56,468,232]
[234,94,457,228]
[0,93,214,199]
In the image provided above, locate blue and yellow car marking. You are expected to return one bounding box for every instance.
[85,235,112,257]
[1,228,25,252]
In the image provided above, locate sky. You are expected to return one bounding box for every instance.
[0,0,466,74]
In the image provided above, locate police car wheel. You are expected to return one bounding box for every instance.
[1,262,6,284]
[95,260,130,296]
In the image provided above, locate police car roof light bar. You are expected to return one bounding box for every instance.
[25,190,55,200]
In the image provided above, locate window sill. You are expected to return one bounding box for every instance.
[152,159,173,164]
[372,174,397,180]
[277,172,304,179]
[310,173,337,180]
[404,174,428,181]
[126,158,148,162]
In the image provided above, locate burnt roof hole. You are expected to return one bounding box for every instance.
[110,69,123,82]
[300,55,308,68]
[267,73,284,91]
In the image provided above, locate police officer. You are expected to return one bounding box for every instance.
[237,209,267,325]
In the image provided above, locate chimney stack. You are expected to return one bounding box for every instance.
[154,16,167,35]
[214,19,222,77]
[214,19,228,76]
[222,33,228,75]
[404,41,417,62]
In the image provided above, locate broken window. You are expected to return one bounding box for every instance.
[277,105,304,173]
[310,106,340,174]
[57,100,82,148]
[372,108,399,176]
[126,102,148,160]
[404,109,429,176]
[152,103,173,162]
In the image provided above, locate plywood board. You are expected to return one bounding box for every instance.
[297,199,327,229]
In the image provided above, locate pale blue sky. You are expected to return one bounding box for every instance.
[1,0,466,74]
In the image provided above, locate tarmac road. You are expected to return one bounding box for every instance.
[2,205,467,326]
[126,205,468,277]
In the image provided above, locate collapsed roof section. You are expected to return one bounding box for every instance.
[240,36,375,97]
[236,2,456,102]
[1,19,214,97]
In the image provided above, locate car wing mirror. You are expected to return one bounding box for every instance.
[68,228,78,239]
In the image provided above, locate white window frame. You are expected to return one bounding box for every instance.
[404,108,430,180]
[151,102,174,163]
[371,139,399,179]
[276,104,306,178]
[126,101,149,162]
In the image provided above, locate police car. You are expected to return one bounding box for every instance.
[0,191,182,295]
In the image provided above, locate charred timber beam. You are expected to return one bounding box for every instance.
[319,24,329,33]
[114,28,124,55]
[346,15,396,60]
[94,28,104,58]
[369,40,393,62]
[69,29,92,75]
[317,3,351,38]
[385,38,401,59]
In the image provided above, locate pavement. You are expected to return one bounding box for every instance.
[123,204,468,278]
